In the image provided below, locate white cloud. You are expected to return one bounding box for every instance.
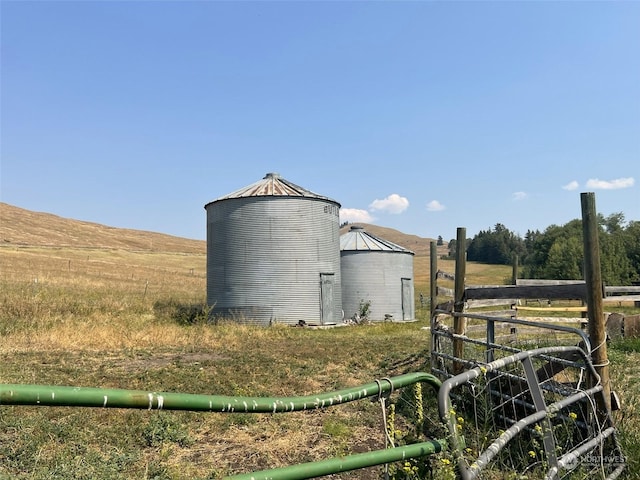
[512,191,528,201]
[426,200,445,212]
[368,193,409,214]
[562,181,579,191]
[586,177,635,190]
[340,208,374,224]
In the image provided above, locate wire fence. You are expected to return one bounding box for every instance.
[432,308,626,480]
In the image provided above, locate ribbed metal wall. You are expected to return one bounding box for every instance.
[341,232,415,322]
[206,195,342,326]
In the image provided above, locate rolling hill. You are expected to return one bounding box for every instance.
[0,203,205,254]
[1,202,438,257]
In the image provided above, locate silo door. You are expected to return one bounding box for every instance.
[401,278,412,321]
[320,273,335,325]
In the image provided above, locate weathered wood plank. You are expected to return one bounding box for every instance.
[437,286,454,297]
[515,305,587,312]
[466,298,517,308]
[603,295,640,303]
[605,286,640,294]
[516,279,585,286]
[436,270,455,281]
[464,283,587,301]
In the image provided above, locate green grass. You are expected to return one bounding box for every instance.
[608,338,640,478]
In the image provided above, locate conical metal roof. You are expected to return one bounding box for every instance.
[206,172,340,206]
[340,226,414,254]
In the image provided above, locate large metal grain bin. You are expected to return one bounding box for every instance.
[205,172,342,326]
[340,226,415,322]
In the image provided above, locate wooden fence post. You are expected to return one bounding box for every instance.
[581,192,611,414]
[453,227,467,373]
[430,241,437,319]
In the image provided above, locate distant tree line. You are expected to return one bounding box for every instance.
[446,213,640,285]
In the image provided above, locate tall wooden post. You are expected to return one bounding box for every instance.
[430,241,437,319]
[512,255,519,285]
[581,192,611,414]
[453,228,467,373]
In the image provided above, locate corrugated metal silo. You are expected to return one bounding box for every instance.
[205,172,342,326]
[340,226,415,322]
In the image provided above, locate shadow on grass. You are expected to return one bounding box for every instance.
[153,299,211,325]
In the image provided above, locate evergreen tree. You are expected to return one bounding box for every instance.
[544,236,583,279]
[622,221,640,283]
[467,224,526,265]
[520,213,637,284]
[600,233,633,284]
[447,239,457,258]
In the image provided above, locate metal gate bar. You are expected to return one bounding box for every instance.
[437,346,625,480]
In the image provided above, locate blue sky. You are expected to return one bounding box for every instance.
[2,1,638,242]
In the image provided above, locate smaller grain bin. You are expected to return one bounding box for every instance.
[340,226,415,322]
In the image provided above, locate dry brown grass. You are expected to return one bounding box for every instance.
[1,202,205,253]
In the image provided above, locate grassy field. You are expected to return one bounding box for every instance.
[1,206,638,479]
[0,244,438,479]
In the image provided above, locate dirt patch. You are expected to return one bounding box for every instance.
[113,352,229,371]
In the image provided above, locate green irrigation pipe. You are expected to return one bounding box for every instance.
[224,439,447,480]
[1,374,444,479]
[0,372,441,412]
